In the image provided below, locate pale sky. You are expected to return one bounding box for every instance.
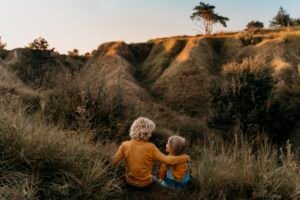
[0,0,299,53]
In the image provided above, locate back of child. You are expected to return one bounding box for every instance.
[159,135,191,189]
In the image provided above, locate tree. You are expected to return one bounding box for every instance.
[270,6,291,27]
[0,36,6,50]
[190,2,229,34]
[246,20,264,30]
[67,49,79,56]
[28,37,49,51]
[84,52,91,57]
[291,18,300,26]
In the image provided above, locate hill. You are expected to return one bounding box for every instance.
[0,28,300,199]
[0,29,299,142]
[79,29,300,141]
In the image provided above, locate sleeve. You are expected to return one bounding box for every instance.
[152,145,190,165]
[112,143,124,165]
[159,163,167,180]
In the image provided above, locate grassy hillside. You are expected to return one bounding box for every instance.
[73,29,300,142]
[0,28,299,199]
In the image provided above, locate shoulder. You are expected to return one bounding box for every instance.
[146,142,157,148]
[120,140,131,148]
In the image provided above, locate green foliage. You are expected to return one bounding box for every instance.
[190,2,229,34]
[27,37,50,51]
[208,57,275,136]
[270,6,291,27]
[0,36,6,50]
[246,20,264,30]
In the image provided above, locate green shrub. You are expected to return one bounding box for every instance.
[208,57,275,137]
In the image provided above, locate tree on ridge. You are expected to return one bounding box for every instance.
[191,2,229,34]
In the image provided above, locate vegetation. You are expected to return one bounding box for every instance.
[27,37,51,51]
[208,56,300,142]
[0,98,123,199]
[246,20,264,30]
[0,98,299,199]
[208,57,275,137]
[44,70,129,142]
[270,7,291,27]
[1,29,300,199]
[190,2,229,34]
[270,6,300,27]
[68,48,80,56]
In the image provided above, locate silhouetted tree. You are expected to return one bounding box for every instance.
[84,52,91,57]
[246,20,264,30]
[68,49,79,56]
[0,36,6,50]
[28,37,50,51]
[191,2,229,34]
[291,18,300,26]
[270,6,291,27]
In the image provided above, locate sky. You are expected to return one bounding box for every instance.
[0,0,299,53]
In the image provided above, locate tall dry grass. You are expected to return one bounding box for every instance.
[0,98,123,199]
[191,134,300,199]
[1,98,300,199]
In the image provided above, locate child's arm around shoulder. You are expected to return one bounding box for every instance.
[151,144,190,165]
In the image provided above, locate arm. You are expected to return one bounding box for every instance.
[152,145,189,165]
[158,163,167,180]
[112,144,124,165]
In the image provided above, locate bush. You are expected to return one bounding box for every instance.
[246,20,264,31]
[44,70,131,142]
[237,32,262,46]
[9,49,63,88]
[208,57,275,137]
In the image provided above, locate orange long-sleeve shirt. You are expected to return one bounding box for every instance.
[159,155,191,181]
[113,139,190,187]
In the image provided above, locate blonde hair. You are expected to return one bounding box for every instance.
[129,117,156,141]
[168,135,186,155]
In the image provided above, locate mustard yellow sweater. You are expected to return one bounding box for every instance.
[113,139,190,187]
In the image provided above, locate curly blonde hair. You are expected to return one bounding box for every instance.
[129,117,156,141]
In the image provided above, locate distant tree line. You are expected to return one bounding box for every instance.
[270,6,300,27]
[191,2,300,34]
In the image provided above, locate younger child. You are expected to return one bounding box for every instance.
[158,135,191,189]
[113,117,190,188]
